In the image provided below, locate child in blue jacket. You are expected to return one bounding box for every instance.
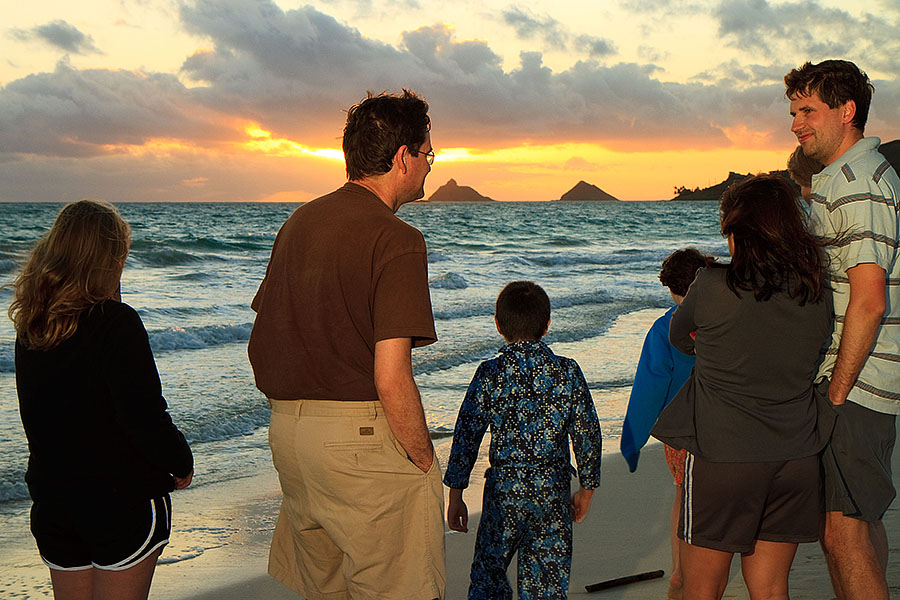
[620,248,715,599]
[444,281,602,600]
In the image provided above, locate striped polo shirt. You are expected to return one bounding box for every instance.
[810,136,900,415]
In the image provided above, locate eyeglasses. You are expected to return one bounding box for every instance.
[420,149,435,165]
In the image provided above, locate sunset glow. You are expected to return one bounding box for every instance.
[1,0,897,202]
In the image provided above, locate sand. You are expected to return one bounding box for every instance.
[137,441,900,599]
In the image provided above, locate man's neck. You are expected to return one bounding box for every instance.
[351,177,400,213]
[825,131,865,167]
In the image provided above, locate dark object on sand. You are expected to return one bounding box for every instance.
[585,569,665,593]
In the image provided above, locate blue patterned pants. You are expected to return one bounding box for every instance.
[468,469,572,600]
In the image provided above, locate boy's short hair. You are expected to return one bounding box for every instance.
[495,281,551,342]
[659,248,715,297]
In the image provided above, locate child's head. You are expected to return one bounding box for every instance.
[495,281,551,343]
[659,248,715,298]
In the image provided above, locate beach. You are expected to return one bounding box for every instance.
[2,201,898,598]
[130,443,896,599]
[126,442,900,599]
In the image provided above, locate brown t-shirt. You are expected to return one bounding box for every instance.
[248,183,437,400]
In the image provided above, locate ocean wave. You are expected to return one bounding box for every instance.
[432,290,612,321]
[131,249,209,267]
[0,476,29,503]
[148,323,252,352]
[525,251,660,268]
[169,237,273,252]
[141,304,244,318]
[180,408,271,444]
[0,258,19,274]
[430,272,468,290]
[0,345,13,373]
[543,236,592,248]
[170,272,214,282]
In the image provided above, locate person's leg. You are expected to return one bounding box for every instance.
[869,520,888,573]
[670,484,683,590]
[739,540,797,600]
[680,541,732,600]
[819,400,895,600]
[92,547,163,600]
[515,484,571,600]
[48,568,93,600]
[468,483,515,600]
[821,511,889,600]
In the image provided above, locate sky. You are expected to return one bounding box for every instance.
[1,0,898,202]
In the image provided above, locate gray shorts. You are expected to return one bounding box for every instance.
[820,381,897,522]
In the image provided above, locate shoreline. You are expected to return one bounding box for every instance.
[145,441,900,600]
[7,441,900,598]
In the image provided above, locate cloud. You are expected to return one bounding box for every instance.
[173,0,737,148]
[1,0,897,169]
[713,0,900,75]
[0,61,237,157]
[575,35,617,59]
[501,7,568,51]
[9,20,103,55]
[500,6,616,58]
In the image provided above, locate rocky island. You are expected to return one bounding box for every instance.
[422,179,494,202]
[557,181,619,201]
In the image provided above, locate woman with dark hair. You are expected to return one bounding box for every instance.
[10,200,193,600]
[652,174,835,599]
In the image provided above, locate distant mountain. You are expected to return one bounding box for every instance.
[423,179,494,202]
[558,181,619,202]
[670,172,752,201]
[673,139,900,202]
[880,139,900,170]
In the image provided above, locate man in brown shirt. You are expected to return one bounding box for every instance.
[248,90,444,600]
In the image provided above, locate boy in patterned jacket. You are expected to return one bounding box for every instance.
[444,280,603,600]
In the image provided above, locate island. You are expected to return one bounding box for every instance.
[422,179,494,202]
[672,139,900,201]
[557,181,619,202]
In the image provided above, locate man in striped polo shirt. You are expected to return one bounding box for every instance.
[786,60,900,600]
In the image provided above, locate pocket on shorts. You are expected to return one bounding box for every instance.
[323,439,384,452]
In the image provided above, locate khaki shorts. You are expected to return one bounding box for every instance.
[267,399,445,600]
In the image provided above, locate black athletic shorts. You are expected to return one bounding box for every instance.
[820,385,897,522]
[31,493,172,571]
[679,453,820,553]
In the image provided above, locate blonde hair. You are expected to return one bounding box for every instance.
[9,200,131,350]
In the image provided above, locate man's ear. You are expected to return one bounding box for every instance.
[394,145,410,174]
[842,100,857,125]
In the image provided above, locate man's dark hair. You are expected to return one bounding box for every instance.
[659,248,716,297]
[342,89,430,181]
[495,281,551,342]
[784,60,874,133]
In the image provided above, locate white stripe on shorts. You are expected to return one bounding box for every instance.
[96,497,169,571]
[682,452,694,545]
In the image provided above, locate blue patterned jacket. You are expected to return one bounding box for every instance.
[443,341,602,490]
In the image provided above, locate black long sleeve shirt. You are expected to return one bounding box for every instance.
[17,300,193,502]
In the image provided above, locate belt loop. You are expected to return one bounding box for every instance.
[370,401,378,421]
[295,399,303,418]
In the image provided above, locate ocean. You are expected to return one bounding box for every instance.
[0,199,726,593]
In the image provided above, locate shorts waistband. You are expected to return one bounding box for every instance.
[267,398,383,418]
